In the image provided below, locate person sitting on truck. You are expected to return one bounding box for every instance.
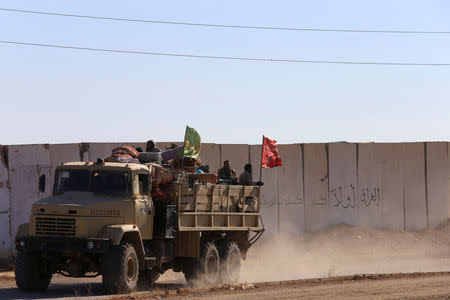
[218,160,238,183]
[146,140,161,152]
[239,163,254,186]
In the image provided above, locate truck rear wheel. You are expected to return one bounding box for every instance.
[184,242,220,286]
[15,250,52,291]
[200,242,221,285]
[219,241,241,284]
[102,243,139,294]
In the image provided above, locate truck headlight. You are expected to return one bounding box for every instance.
[87,241,94,250]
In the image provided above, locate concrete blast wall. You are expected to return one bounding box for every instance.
[303,144,330,232]
[401,143,427,231]
[0,141,448,262]
[426,142,449,228]
[0,146,11,259]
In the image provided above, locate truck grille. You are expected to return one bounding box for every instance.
[35,217,76,236]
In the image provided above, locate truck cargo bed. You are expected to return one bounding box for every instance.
[176,183,263,231]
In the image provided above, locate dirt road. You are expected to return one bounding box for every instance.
[1,272,450,299]
[1,221,448,299]
[170,274,450,300]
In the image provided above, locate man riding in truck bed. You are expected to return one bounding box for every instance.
[218,160,238,184]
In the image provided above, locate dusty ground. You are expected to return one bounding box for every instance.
[154,273,450,300]
[1,272,449,299]
[1,220,448,299]
[240,220,450,281]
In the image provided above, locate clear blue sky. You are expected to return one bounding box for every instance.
[1,0,449,145]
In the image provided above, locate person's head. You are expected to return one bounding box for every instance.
[223,160,231,170]
[244,163,252,174]
[146,140,156,152]
[135,147,143,153]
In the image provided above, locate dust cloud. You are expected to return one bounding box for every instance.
[158,220,449,284]
[240,220,450,282]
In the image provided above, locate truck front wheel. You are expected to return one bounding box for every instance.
[15,250,52,291]
[102,243,139,294]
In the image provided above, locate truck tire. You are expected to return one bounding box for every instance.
[199,242,221,285]
[15,250,52,291]
[219,241,241,284]
[137,270,160,290]
[183,242,220,286]
[102,243,139,294]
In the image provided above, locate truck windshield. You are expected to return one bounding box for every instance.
[54,170,131,196]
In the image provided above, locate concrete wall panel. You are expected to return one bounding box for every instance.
[303,144,330,232]
[426,142,449,228]
[9,144,50,166]
[250,145,278,235]
[328,143,358,226]
[50,144,82,167]
[220,144,249,176]
[377,143,404,230]
[357,143,404,230]
[277,144,305,234]
[8,145,51,243]
[0,146,11,254]
[9,166,39,242]
[356,143,382,228]
[199,143,220,173]
[401,143,427,230]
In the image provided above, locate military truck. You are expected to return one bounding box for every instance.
[14,160,264,293]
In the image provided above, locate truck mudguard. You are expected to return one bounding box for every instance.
[101,225,145,262]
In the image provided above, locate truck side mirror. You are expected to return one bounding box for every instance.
[39,174,46,193]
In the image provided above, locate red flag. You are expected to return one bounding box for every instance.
[261,136,282,168]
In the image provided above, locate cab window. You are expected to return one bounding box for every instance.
[138,174,150,195]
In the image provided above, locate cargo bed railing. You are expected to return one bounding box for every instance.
[176,179,263,232]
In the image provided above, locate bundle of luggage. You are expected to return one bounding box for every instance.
[105,145,140,163]
[150,163,176,186]
[104,145,218,185]
[104,145,162,164]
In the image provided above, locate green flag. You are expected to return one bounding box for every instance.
[183,126,201,158]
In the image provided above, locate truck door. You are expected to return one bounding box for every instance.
[134,173,154,240]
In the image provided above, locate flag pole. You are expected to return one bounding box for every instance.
[181,126,186,171]
[277,177,280,234]
[259,135,264,182]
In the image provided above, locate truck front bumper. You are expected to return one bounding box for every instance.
[15,236,112,254]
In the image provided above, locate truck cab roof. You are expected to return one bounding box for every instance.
[58,161,152,173]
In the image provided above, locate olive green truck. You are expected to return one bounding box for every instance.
[14,161,264,293]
